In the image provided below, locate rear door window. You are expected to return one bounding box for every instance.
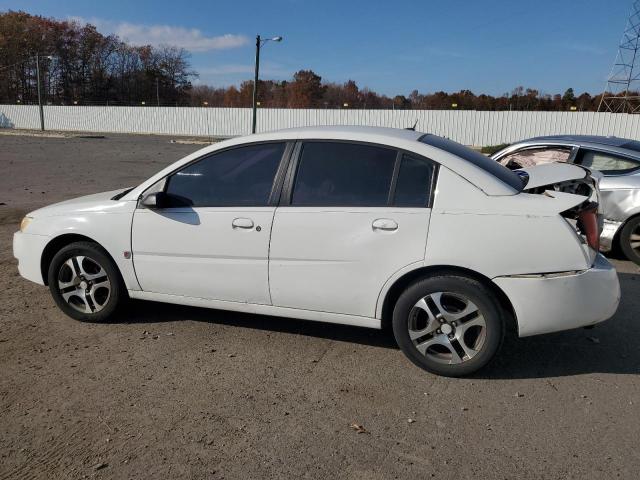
[291,142,397,206]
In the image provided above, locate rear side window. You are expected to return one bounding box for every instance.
[576,150,640,175]
[291,142,397,206]
[393,154,435,207]
[165,142,285,207]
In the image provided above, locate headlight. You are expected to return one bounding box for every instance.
[19,216,33,232]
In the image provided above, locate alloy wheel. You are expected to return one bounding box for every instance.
[407,291,487,365]
[57,255,111,313]
[630,224,640,255]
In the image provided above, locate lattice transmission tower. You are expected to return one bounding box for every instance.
[599,0,640,113]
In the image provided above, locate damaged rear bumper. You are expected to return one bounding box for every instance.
[493,254,620,337]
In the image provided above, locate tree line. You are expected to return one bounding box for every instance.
[0,10,619,111]
[192,79,604,111]
[0,11,194,106]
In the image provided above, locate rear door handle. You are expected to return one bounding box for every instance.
[372,218,398,231]
[232,217,254,229]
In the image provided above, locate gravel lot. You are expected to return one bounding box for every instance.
[1,132,639,480]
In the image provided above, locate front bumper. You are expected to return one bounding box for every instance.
[493,254,621,337]
[13,231,49,285]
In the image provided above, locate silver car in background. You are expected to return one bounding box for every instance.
[493,135,640,265]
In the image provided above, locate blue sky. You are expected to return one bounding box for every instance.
[1,0,632,96]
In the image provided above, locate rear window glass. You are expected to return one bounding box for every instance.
[419,134,524,191]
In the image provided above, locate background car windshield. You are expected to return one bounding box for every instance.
[419,134,524,191]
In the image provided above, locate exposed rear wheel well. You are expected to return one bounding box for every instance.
[40,234,115,286]
[380,265,517,332]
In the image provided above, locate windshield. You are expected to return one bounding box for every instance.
[418,134,525,191]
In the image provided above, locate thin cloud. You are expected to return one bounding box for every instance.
[69,16,248,52]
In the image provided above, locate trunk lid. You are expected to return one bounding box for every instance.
[517,163,590,190]
[516,163,602,263]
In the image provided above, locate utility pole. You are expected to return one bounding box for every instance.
[35,53,44,131]
[156,77,160,106]
[251,35,282,134]
[251,35,261,134]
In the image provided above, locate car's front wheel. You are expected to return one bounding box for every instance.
[620,216,640,266]
[392,274,504,377]
[47,241,125,322]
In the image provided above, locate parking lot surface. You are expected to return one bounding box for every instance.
[1,133,639,479]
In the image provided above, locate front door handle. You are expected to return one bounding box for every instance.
[372,218,398,231]
[232,217,254,229]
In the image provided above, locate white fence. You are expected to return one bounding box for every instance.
[2,104,640,145]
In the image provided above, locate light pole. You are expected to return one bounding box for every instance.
[35,54,53,131]
[251,35,282,134]
[0,54,52,129]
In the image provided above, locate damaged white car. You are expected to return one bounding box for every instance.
[13,127,621,376]
[494,135,640,266]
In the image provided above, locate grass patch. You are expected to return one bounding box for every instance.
[480,143,510,155]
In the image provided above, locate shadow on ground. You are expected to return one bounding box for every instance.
[106,271,639,380]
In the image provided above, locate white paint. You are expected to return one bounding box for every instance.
[518,163,587,189]
[494,254,620,337]
[128,290,381,329]
[268,207,431,317]
[131,207,275,303]
[3,104,640,145]
[12,126,621,342]
[424,167,592,278]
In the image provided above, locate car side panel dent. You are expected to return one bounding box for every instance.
[495,254,620,337]
[599,185,640,223]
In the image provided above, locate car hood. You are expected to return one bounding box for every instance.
[516,163,598,190]
[29,189,133,218]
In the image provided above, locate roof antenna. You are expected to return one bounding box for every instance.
[405,119,418,131]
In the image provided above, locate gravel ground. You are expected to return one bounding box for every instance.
[1,132,639,480]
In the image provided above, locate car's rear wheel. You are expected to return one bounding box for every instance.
[392,275,504,377]
[620,216,640,266]
[47,241,125,322]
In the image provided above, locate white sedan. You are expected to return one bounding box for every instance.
[13,126,621,376]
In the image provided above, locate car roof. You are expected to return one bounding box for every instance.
[526,135,640,153]
[251,125,424,142]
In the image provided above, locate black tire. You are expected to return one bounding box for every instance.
[47,241,125,322]
[620,216,640,266]
[392,274,504,377]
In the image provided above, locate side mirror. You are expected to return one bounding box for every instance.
[140,192,167,209]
